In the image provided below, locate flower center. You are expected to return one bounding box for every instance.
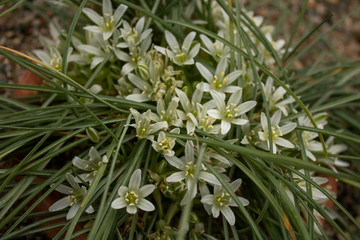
[200,117,215,131]
[158,137,173,153]
[216,192,232,207]
[67,190,84,206]
[185,162,195,178]
[125,191,139,206]
[50,57,62,70]
[100,14,115,31]
[224,103,239,120]
[264,125,282,141]
[212,72,228,90]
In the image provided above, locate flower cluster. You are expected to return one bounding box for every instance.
[40,0,349,235]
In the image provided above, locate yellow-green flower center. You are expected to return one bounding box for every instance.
[224,103,239,120]
[264,125,282,141]
[216,192,232,207]
[125,191,139,206]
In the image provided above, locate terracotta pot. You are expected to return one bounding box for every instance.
[13,70,43,99]
[12,70,87,239]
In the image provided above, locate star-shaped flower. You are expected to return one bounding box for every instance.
[201,179,249,226]
[165,141,220,205]
[258,111,296,154]
[49,173,94,220]
[83,0,127,40]
[196,57,242,96]
[207,89,257,135]
[111,169,155,214]
[155,31,200,66]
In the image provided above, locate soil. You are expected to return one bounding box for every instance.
[1,0,359,239]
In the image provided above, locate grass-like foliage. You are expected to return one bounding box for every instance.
[1,0,360,239]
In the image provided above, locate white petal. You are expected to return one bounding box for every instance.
[260,112,268,131]
[224,70,242,85]
[271,111,282,126]
[230,178,242,191]
[185,141,195,163]
[165,30,179,51]
[121,62,135,76]
[231,118,248,126]
[276,138,295,148]
[49,197,70,211]
[77,44,103,56]
[237,101,257,115]
[212,206,220,218]
[221,120,231,135]
[83,25,102,33]
[200,34,215,53]
[223,85,241,93]
[139,184,155,198]
[221,207,236,226]
[66,203,80,220]
[215,58,227,77]
[199,172,221,185]
[227,88,242,106]
[102,0,113,15]
[126,94,150,102]
[137,199,155,212]
[128,73,151,91]
[151,121,168,133]
[182,32,196,50]
[117,186,128,196]
[196,82,211,92]
[166,172,186,182]
[83,8,101,25]
[126,205,138,214]
[165,155,185,169]
[111,197,127,209]
[305,149,317,161]
[86,205,95,214]
[281,123,297,135]
[201,194,214,205]
[89,147,101,162]
[113,4,127,23]
[187,43,200,59]
[129,169,141,191]
[195,62,213,82]
[54,184,73,194]
[210,90,226,110]
[207,109,221,119]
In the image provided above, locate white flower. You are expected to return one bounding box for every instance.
[175,88,203,133]
[155,97,183,127]
[318,136,349,171]
[150,128,180,156]
[49,173,94,220]
[72,147,108,183]
[258,111,296,154]
[296,113,328,161]
[263,78,294,116]
[201,179,249,226]
[207,89,257,135]
[285,170,329,205]
[200,33,230,61]
[155,31,200,66]
[111,169,155,214]
[34,47,73,70]
[113,17,153,76]
[83,0,127,40]
[129,108,168,139]
[119,17,152,47]
[165,141,220,205]
[196,59,242,96]
[77,32,115,69]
